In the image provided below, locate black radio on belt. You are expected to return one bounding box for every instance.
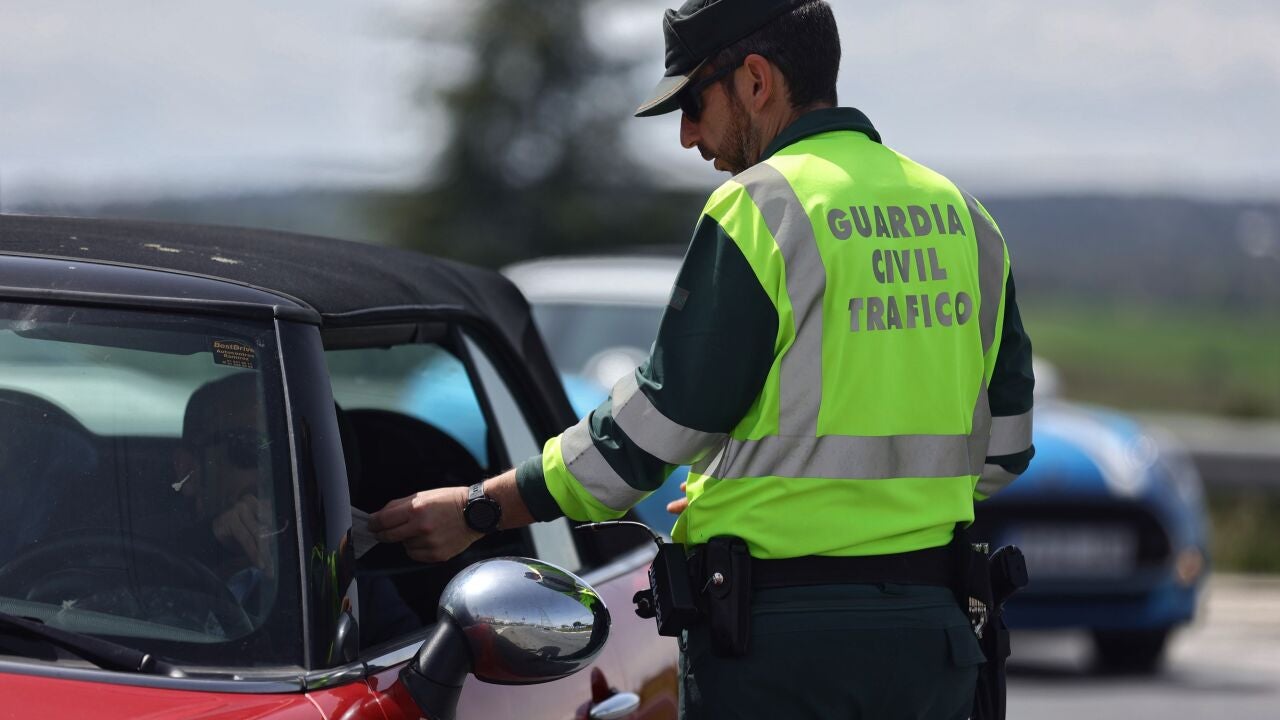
[573,520,698,637]
[641,541,699,636]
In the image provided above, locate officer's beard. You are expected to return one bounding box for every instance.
[719,89,763,176]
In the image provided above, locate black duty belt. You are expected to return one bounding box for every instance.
[665,532,1023,719]
[749,545,955,590]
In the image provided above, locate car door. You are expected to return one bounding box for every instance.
[337,325,673,720]
[321,320,676,720]
[452,329,677,720]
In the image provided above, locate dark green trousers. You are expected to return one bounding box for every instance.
[679,583,984,720]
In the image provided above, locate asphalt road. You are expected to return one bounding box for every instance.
[1007,574,1280,719]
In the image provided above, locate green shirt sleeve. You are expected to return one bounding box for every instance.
[517,213,779,522]
[986,271,1035,474]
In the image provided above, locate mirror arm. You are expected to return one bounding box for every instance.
[401,619,470,720]
[331,610,359,665]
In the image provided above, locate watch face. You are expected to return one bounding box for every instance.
[466,499,500,532]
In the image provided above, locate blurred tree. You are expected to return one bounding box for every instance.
[374,0,700,267]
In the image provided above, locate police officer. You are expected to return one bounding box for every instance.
[370,1,1035,717]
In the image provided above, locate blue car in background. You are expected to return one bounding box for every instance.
[973,392,1209,671]
[504,254,1211,674]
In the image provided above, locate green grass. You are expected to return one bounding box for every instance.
[1021,297,1280,418]
[1207,490,1280,574]
[1018,297,1279,573]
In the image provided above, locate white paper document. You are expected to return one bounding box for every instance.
[350,507,379,559]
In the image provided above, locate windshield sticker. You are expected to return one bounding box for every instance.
[211,338,259,369]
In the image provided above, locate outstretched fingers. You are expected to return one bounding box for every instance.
[369,487,479,562]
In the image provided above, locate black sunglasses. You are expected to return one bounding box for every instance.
[196,428,271,470]
[676,59,743,121]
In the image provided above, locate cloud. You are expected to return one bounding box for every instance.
[1,0,1276,201]
[0,0,428,200]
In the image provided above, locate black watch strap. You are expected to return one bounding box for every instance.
[464,482,502,534]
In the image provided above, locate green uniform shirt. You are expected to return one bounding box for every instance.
[517,108,1035,526]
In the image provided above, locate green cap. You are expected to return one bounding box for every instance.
[635,0,804,118]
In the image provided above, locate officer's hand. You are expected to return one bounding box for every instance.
[369,487,483,563]
[666,481,688,515]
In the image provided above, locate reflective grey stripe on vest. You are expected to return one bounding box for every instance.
[737,162,825,437]
[697,431,975,479]
[612,370,727,465]
[977,464,1019,497]
[988,410,1033,457]
[560,417,648,511]
[963,192,1007,355]
[967,385,993,474]
[696,385,993,480]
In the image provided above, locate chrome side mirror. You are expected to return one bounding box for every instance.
[399,557,610,720]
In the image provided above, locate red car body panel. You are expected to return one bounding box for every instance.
[0,560,677,720]
[306,680,389,720]
[0,673,321,720]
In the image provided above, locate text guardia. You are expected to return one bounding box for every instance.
[827,203,975,334]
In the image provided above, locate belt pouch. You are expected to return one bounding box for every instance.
[702,536,753,657]
[650,542,699,636]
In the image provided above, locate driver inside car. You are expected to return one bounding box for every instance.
[174,372,419,647]
[173,372,279,603]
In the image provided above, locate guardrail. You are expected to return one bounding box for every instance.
[1189,452,1280,492]
[1143,413,1280,492]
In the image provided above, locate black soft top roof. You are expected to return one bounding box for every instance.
[0,214,526,320]
[0,214,575,425]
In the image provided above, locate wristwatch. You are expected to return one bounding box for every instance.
[463,482,502,534]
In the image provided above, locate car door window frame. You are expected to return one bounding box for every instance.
[323,314,644,667]
[453,323,648,572]
[325,316,574,663]
[457,329,581,572]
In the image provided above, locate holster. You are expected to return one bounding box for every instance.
[689,536,753,657]
[971,618,1012,720]
[954,526,1027,720]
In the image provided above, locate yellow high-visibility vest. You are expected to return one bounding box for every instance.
[665,130,1016,558]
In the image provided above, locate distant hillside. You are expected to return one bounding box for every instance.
[12,189,1280,312]
[7,188,1277,417]
[984,196,1280,313]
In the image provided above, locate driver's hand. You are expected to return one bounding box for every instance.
[369,486,483,563]
[212,494,273,575]
[667,481,688,515]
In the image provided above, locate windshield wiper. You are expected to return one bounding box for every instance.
[0,610,184,676]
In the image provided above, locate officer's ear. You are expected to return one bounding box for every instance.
[740,53,777,114]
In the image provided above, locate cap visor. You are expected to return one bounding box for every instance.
[634,73,692,118]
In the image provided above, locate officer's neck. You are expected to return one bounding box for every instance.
[752,100,834,162]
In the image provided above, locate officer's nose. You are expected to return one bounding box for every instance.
[680,113,701,150]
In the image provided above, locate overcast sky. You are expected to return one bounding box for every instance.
[1,0,1277,206]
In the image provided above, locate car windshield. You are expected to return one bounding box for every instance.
[531,303,664,390]
[0,302,302,669]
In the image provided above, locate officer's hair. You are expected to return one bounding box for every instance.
[712,0,840,110]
